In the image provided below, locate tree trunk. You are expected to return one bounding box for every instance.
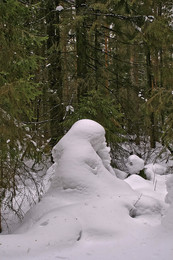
[146,46,156,148]
[94,26,99,91]
[46,0,63,147]
[76,0,87,100]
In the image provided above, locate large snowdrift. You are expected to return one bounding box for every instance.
[50,119,134,196]
[0,119,173,260]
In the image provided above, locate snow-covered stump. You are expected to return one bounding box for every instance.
[126,154,144,175]
[50,119,132,197]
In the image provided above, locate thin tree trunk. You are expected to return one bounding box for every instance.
[105,30,109,92]
[146,46,156,148]
[94,26,99,91]
[76,0,87,101]
[46,0,63,147]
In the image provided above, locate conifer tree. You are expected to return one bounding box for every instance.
[0,0,46,232]
[56,0,173,150]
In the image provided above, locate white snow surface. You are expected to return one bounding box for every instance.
[0,119,173,260]
[145,163,167,180]
[165,175,173,204]
[162,174,173,231]
[126,154,144,174]
[56,5,64,12]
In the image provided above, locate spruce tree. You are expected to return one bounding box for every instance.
[0,0,46,232]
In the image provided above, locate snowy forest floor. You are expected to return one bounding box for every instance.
[0,119,173,260]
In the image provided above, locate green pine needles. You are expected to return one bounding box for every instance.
[63,90,124,144]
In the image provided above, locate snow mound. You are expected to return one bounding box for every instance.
[130,195,164,219]
[144,163,167,180]
[50,119,132,196]
[14,119,135,238]
[126,154,144,175]
[125,174,167,225]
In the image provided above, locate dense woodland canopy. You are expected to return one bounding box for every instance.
[0,0,173,232]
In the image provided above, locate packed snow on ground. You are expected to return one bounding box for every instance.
[0,119,173,260]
